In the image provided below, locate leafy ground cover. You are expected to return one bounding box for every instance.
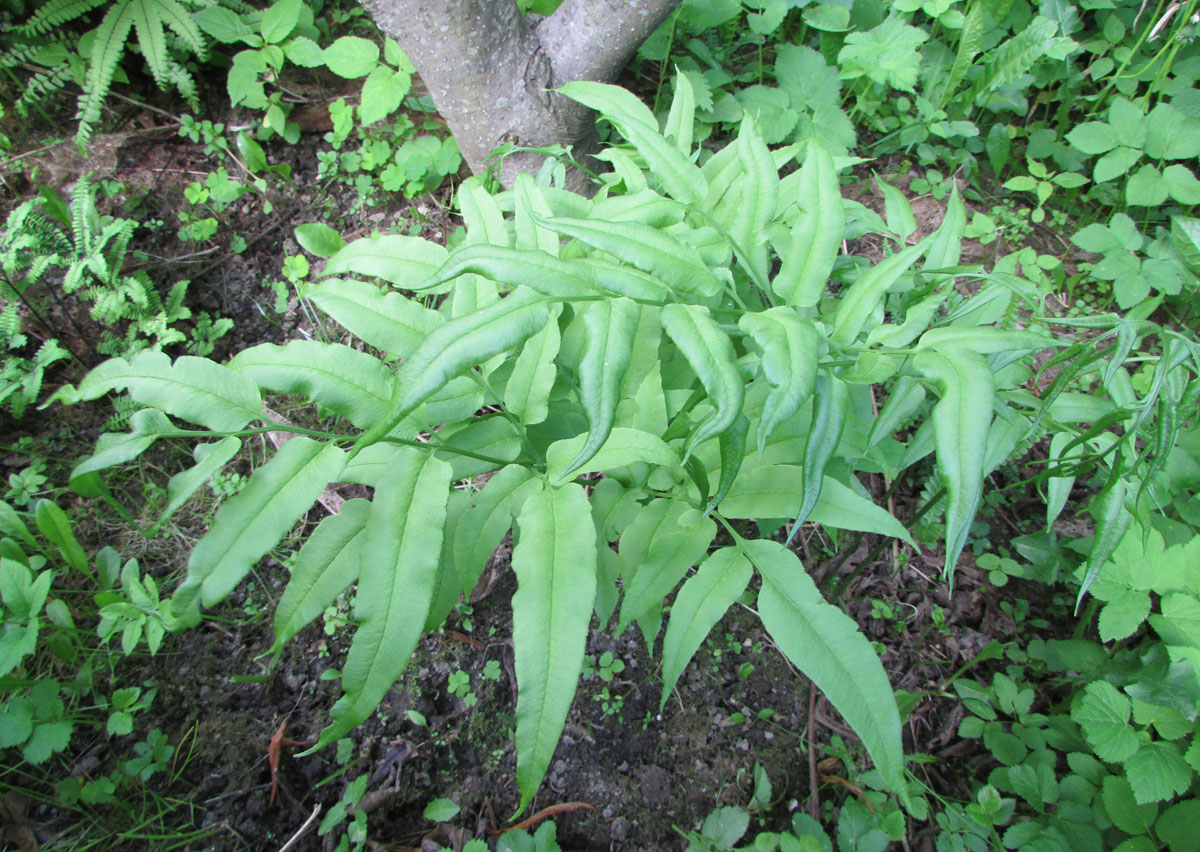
[2,0,1199,850]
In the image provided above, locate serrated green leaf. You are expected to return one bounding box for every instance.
[1150,592,1200,647]
[174,439,345,613]
[750,539,906,801]
[1074,680,1139,762]
[1157,800,1200,851]
[661,303,744,457]
[738,308,819,450]
[1098,589,1151,642]
[322,35,378,78]
[916,348,992,579]
[358,65,410,126]
[1101,775,1158,835]
[230,341,396,429]
[774,140,843,307]
[0,697,33,747]
[305,278,443,359]
[271,498,370,651]
[22,720,71,764]
[511,483,596,812]
[1066,122,1119,155]
[77,352,262,432]
[702,806,751,848]
[660,547,751,707]
[311,449,451,750]
[1126,165,1170,206]
[1145,103,1200,160]
[424,797,460,822]
[0,501,39,554]
[1093,148,1142,189]
[260,0,300,42]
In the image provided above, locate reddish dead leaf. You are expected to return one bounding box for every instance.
[442,629,486,649]
[817,773,876,814]
[491,802,596,835]
[268,722,312,807]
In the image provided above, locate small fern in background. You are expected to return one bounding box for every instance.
[0,177,231,416]
[2,0,224,148]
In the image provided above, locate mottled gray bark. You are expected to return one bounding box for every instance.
[360,0,680,189]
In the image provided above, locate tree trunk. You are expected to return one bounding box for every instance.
[360,0,681,189]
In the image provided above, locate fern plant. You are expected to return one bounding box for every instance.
[61,78,1194,818]
[0,177,231,415]
[3,0,214,148]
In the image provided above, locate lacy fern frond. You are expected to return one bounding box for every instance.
[155,0,205,56]
[75,0,135,150]
[0,42,45,70]
[13,0,213,148]
[15,62,76,117]
[163,56,199,109]
[18,0,108,36]
[69,177,99,258]
[0,303,23,350]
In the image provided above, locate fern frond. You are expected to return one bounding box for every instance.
[1,201,39,249]
[163,279,188,316]
[70,177,98,257]
[63,259,88,293]
[208,0,254,15]
[15,62,75,117]
[0,43,44,70]
[104,219,136,278]
[937,0,984,110]
[75,0,135,150]
[131,0,170,89]
[22,255,65,291]
[19,0,107,35]
[101,392,140,430]
[0,304,22,349]
[970,16,1057,103]
[156,0,206,57]
[164,58,199,109]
